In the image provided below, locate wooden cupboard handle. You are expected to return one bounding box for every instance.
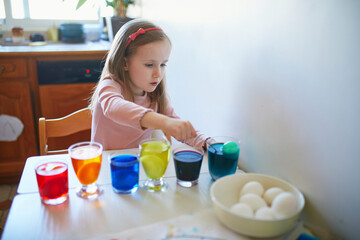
[0,65,5,75]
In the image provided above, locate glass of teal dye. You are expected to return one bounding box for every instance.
[109,150,139,194]
[172,145,204,187]
[206,136,240,181]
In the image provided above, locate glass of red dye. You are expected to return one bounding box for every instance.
[35,159,69,205]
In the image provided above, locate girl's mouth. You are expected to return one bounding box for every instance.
[150,82,158,87]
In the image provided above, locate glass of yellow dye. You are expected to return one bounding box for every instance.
[139,137,170,192]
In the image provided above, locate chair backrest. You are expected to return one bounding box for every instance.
[38,108,92,155]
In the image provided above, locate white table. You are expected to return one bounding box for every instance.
[4,148,232,240]
[2,148,300,240]
[2,174,218,240]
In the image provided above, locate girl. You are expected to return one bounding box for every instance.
[90,19,208,150]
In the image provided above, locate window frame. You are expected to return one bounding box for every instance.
[2,0,101,31]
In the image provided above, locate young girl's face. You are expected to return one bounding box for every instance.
[125,39,171,96]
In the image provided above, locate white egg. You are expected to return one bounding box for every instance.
[230,203,253,218]
[255,207,275,220]
[272,192,299,219]
[240,181,264,197]
[239,193,267,211]
[263,187,285,206]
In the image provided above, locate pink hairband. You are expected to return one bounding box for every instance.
[125,27,163,48]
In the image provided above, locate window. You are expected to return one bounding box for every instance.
[0,1,5,19]
[1,0,113,30]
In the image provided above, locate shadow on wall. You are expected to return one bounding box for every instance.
[229,76,334,237]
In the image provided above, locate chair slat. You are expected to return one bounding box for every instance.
[38,108,92,155]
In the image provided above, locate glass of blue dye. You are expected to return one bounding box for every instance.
[109,150,139,194]
[206,136,240,181]
[172,145,204,187]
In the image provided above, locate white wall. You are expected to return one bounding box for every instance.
[142,0,360,239]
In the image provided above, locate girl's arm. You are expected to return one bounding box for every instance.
[140,111,196,143]
[161,100,209,149]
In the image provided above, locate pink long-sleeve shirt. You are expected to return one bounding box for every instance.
[91,78,207,150]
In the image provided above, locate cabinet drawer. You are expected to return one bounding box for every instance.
[0,58,28,79]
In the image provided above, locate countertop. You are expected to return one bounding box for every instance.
[0,41,111,55]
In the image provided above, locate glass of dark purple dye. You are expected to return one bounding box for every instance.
[172,145,204,187]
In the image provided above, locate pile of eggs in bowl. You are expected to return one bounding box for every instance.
[230,180,299,220]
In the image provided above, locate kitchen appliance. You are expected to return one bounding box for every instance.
[105,17,133,42]
[30,33,45,42]
[37,59,104,85]
[59,23,85,43]
[84,24,101,42]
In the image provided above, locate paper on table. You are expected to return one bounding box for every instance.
[90,208,249,240]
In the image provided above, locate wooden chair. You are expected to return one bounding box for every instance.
[38,108,92,155]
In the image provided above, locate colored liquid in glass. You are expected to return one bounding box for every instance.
[70,145,102,185]
[174,150,203,181]
[140,141,170,180]
[110,154,139,194]
[208,143,239,180]
[35,161,68,204]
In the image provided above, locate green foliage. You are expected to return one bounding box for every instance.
[76,0,135,10]
[76,0,87,10]
[122,0,135,8]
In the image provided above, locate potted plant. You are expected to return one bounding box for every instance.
[76,0,136,41]
[76,0,135,18]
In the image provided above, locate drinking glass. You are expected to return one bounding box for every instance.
[109,150,139,194]
[68,141,103,198]
[35,159,68,205]
[206,136,240,181]
[172,144,204,187]
[139,137,170,192]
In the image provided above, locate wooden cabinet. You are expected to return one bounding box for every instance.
[0,44,109,183]
[0,58,28,78]
[0,79,37,183]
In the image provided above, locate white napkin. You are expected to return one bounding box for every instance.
[91,208,249,240]
[0,114,24,141]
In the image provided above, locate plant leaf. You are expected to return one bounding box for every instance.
[106,0,116,8]
[76,0,88,10]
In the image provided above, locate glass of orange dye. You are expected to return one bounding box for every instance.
[68,141,103,199]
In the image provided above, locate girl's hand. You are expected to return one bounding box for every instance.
[162,118,197,143]
[140,112,197,142]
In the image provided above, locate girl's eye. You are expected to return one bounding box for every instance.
[145,63,153,67]
[161,63,167,67]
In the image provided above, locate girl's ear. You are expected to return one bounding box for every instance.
[124,57,129,71]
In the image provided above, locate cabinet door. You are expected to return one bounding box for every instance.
[39,83,95,151]
[0,81,37,183]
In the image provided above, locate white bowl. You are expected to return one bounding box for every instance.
[210,173,305,238]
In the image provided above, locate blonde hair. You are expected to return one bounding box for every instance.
[89,19,171,114]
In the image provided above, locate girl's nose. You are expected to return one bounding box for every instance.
[152,66,161,78]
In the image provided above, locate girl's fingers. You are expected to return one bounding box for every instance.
[163,118,197,142]
[165,132,172,144]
